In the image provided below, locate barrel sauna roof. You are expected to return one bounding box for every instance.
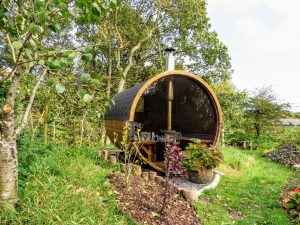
[104,70,223,124]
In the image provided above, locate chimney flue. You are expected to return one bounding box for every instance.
[165,47,176,71]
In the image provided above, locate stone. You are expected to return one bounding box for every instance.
[149,171,157,181]
[141,172,149,181]
[182,188,198,202]
[155,176,164,185]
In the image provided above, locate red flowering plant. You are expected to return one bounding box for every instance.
[160,133,185,218]
[280,188,300,223]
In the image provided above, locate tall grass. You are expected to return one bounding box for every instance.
[0,136,133,225]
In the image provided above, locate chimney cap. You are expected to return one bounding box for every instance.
[165,47,176,53]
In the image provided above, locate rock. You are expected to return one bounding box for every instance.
[141,172,149,181]
[293,164,300,170]
[155,176,165,185]
[149,171,157,181]
[182,188,198,202]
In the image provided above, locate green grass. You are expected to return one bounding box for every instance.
[0,139,133,225]
[0,139,294,225]
[194,147,294,225]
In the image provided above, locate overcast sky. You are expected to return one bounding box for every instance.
[207,0,300,111]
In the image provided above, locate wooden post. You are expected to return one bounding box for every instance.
[109,155,117,165]
[221,128,225,147]
[155,176,164,185]
[167,80,173,130]
[120,163,126,172]
[149,171,157,181]
[141,172,149,181]
[133,164,142,176]
[103,151,109,160]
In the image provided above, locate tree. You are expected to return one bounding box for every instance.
[212,81,247,143]
[245,86,290,137]
[0,0,118,208]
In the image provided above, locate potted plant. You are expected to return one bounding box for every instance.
[182,140,223,184]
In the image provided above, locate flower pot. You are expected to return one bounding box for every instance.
[187,168,213,184]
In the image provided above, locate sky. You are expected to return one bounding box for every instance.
[207,0,300,111]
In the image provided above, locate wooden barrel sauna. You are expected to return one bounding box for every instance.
[104,70,223,172]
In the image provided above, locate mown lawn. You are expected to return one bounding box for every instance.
[194,147,294,225]
[0,139,134,225]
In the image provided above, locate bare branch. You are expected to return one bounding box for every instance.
[15,69,48,136]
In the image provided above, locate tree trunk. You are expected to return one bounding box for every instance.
[0,114,18,208]
[0,74,20,208]
[118,77,126,93]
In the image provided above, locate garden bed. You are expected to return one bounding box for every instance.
[109,173,201,225]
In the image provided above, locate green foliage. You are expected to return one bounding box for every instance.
[194,147,293,225]
[80,73,91,83]
[182,140,223,170]
[55,83,66,94]
[245,86,290,137]
[0,81,10,108]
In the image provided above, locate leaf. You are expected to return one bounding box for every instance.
[12,41,23,50]
[91,79,100,86]
[76,89,85,98]
[85,46,93,54]
[29,23,40,34]
[151,211,160,218]
[81,53,92,64]
[80,73,91,83]
[48,23,60,32]
[38,59,45,65]
[68,51,78,59]
[45,78,56,87]
[55,83,65,94]
[83,94,93,103]
[48,51,56,56]
[60,58,69,66]
[35,1,45,10]
[39,10,46,26]
[50,60,60,69]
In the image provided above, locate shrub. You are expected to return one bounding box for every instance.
[263,143,300,167]
[182,140,223,170]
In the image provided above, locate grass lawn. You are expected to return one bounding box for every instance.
[0,140,293,225]
[0,139,134,225]
[194,147,294,225]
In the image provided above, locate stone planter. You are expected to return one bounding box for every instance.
[187,168,213,184]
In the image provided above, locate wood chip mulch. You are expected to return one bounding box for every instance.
[109,173,201,225]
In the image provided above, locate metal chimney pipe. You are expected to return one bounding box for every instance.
[165,47,176,71]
